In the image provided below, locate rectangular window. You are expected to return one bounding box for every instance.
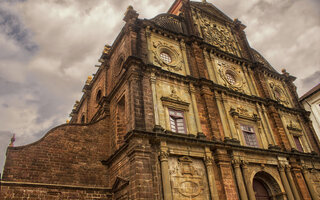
[241,124,259,147]
[293,136,303,152]
[169,109,186,134]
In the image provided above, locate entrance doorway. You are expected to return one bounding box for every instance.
[253,178,270,200]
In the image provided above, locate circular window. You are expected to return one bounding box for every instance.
[160,52,172,64]
[225,72,236,85]
[274,88,282,99]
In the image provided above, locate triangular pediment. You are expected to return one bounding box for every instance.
[190,1,233,23]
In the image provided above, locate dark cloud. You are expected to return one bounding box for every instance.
[0,7,37,53]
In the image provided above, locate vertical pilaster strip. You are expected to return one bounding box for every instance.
[241,161,256,200]
[215,91,230,138]
[145,26,153,64]
[302,166,319,200]
[278,164,295,200]
[190,83,202,133]
[285,165,301,200]
[203,49,215,81]
[232,159,248,200]
[256,103,272,146]
[160,142,172,200]
[204,147,219,200]
[180,39,191,76]
[221,93,235,139]
[241,64,255,95]
[261,104,276,145]
[209,51,219,82]
[150,72,160,126]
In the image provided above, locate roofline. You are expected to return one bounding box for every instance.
[299,83,320,102]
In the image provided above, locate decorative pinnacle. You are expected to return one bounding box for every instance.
[9,133,15,147]
[123,5,139,22]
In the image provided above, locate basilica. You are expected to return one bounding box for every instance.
[1,0,320,199]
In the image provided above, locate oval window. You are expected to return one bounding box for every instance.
[160,52,172,64]
[226,72,236,85]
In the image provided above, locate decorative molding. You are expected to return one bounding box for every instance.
[217,61,246,92]
[229,105,260,121]
[152,41,183,72]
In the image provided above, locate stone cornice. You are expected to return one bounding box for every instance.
[101,129,320,167]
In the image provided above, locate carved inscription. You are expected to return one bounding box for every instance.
[168,156,210,199]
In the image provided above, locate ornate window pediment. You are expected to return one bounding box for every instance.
[229,106,260,121]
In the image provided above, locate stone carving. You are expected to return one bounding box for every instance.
[169,156,210,199]
[217,61,246,92]
[160,150,169,161]
[169,86,182,101]
[229,105,259,121]
[269,82,289,105]
[152,41,183,72]
[192,8,240,56]
[286,119,302,132]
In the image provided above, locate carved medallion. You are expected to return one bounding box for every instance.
[217,61,245,92]
[152,41,183,72]
[269,82,289,105]
[169,156,210,199]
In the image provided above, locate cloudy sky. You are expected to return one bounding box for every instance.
[0,0,319,173]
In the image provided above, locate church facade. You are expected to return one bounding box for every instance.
[1,0,320,199]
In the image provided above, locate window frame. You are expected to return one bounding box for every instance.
[240,123,259,148]
[168,109,187,134]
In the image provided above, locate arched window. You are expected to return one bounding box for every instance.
[81,115,85,124]
[96,89,102,103]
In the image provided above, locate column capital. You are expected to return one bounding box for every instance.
[232,158,241,168]
[159,150,169,162]
[278,163,286,172]
[241,160,248,168]
[204,156,214,166]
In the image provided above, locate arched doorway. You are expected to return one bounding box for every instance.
[253,178,270,200]
[253,171,284,200]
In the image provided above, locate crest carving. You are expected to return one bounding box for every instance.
[269,82,289,105]
[169,156,210,199]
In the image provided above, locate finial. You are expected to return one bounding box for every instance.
[123,5,139,22]
[103,45,111,55]
[85,76,93,85]
[282,68,289,77]
[9,134,15,147]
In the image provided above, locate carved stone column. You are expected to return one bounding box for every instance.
[214,91,230,138]
[285,165,301,200]
[278,164,294,200]
[204,148,219,200]
[159,144,172,200]
[150,72,160,127]
[232,159,248,200]
[189,83,202,134]
[180,39,191,75]
[302,166,319,200]
[241,161,256,200]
